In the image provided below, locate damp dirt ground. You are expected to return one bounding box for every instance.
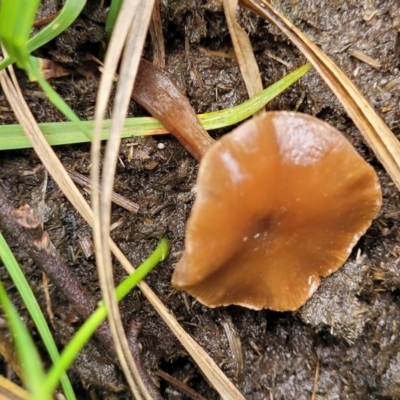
[0,1,400,399]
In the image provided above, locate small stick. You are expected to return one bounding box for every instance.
[347,49,381,70]
[0,190,122,364]
[220,312,244,380]
[155,369,208,400]
[0,191,98,320]
[126,319,163,400]
[66,168,140,213]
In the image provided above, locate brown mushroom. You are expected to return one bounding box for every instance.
[171,112,382,311]
[132,60,381,311]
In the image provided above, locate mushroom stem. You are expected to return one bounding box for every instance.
[133,59,215,161]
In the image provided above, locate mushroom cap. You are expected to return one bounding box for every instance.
[172,111,382,311]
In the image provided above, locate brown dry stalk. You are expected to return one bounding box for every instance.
[0,330,23,381]
[0,192,98,319]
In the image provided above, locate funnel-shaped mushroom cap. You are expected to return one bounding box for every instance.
[172,111,382,311]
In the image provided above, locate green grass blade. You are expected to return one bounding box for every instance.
[0,0,90,146]
[0,0,40,69]
[29,57,92,139]
[106,0,123,40]
[197,63,312,127]
[0,63,312,150]
[0,232,76,400]
[0,240,47,399]
[0,282,47,400]
[43,238,169,397]
[0,0,86,71]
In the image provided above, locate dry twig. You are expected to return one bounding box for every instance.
[127,320,163,400]
[0,193,97,319]
[155,370,208,400]
[66,168,140,213]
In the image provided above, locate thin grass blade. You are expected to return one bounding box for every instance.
[0,232,76,400]
[0,0,86,71]
[43,238,169,396]
[0,235,47,400]
[0,63,311,150]
[0,0,40,69]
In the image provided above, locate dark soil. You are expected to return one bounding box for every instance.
[1,0,400,399]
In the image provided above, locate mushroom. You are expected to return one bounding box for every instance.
[133,61,382,311]
[171,112,382,311]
